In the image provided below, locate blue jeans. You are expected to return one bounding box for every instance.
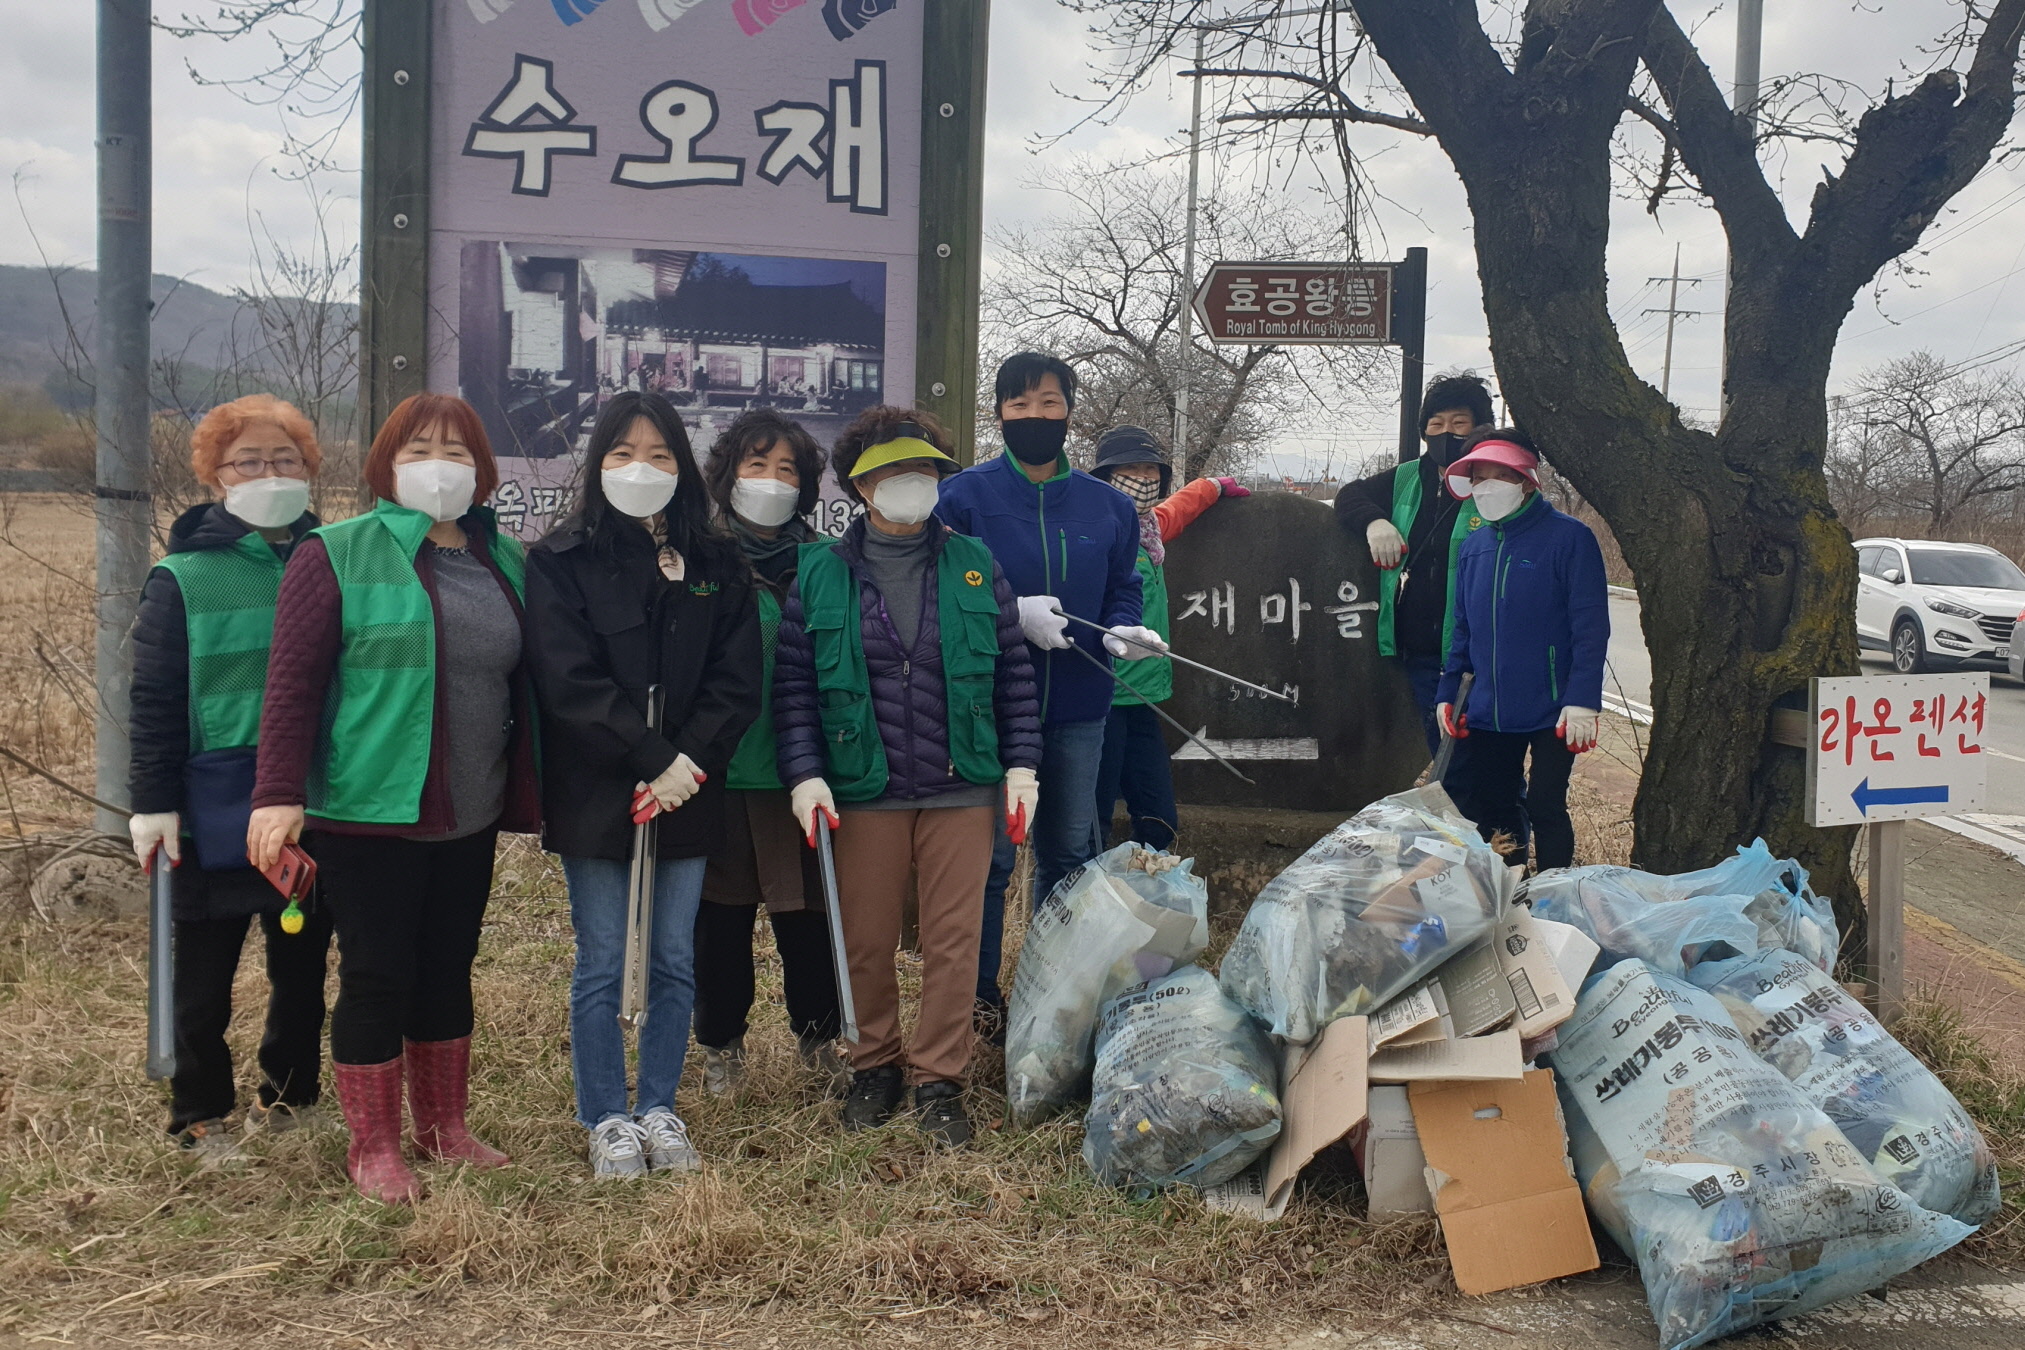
[1092,703,1178,853]
[1399,653,1445,759]
[561,854,708,1127]
[977,717,1108,1004]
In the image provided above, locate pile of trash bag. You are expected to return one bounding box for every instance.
[1007,844,1209,1122]
[1221,786,1508,1042]
[1689,947,2000,1225]
[1083,966,1283,1192]
[1528,840,1839,978]
[1547,958,1972,1350]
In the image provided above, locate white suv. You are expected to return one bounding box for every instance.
[1854,538,2025,673]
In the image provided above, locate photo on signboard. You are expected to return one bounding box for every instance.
[457,239,883,537]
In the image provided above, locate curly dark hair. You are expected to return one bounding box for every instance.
[702,408,827,520]
[830,406,957,504]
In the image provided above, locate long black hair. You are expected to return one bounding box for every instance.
[702,407,827,520]
[571,391,738,575]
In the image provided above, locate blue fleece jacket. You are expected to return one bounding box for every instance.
[935,450,1143,725]
[1435,493,1609,734]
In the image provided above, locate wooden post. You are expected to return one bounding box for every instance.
[361,0,433,445]
[914,0,992,464]
[1867,819,1905,1024]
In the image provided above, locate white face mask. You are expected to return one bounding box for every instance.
[394,459,479,523]
[223,476,310,530]
[869,472,941,526]
[731,476,799,529]
[601,461,679,519]
[1471,478,1529,522]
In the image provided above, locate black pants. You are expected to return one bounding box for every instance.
[313,829,497,1065]
[1450,726,1577,870]
[169,902,334,1134]
[691,902,841,1049]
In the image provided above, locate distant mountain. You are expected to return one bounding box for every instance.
[0,263,357,399]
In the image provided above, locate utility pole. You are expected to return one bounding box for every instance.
[94,0,152,833]
[1174,24,1206,469]
[1719,0,1764,404]
[1645,244,1702,402]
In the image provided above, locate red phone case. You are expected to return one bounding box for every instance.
[262,844,317,905]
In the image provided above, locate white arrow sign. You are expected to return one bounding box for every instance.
[1172,730,1320,762]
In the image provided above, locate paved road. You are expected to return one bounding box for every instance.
[1603,593,2025,826]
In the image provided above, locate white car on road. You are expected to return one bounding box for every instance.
[1854,538,2025,674]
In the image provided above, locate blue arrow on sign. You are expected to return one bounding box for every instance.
[1851,778,1950,816]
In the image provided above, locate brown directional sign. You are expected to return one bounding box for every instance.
[1193,260,1396,345]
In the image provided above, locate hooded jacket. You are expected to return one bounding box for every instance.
[933,450,1143,725]
[773,517,1042,797]
[1434,493,1610,735]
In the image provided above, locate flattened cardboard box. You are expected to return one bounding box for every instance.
[1408,1069,1599,1296]
[1360,1084,1433,1216]
[1492,907,1582,1039]
[1203,1016,1368,1221]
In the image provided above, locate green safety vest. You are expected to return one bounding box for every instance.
[306,499,525,825]
[725,586,786,790]
[795,532,1005,802]
[1375,459,1485,659]
[1110,545,1172,706]
[154,531,287,754]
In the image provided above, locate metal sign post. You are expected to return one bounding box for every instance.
[1805,672,1990,1023]
[1190,250,1429,463]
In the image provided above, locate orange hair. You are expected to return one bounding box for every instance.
[363,394,499,504]
[189,394,323,488]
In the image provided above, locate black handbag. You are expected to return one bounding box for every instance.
[181,746,258,871]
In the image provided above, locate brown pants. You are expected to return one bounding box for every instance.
[830,805,994,1085]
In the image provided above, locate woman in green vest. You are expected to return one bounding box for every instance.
[249,393,540,1205]
[128,393,334,1166]
[772,408,1043,1148]
[691,409,845,1099]
[524,392,763,1181]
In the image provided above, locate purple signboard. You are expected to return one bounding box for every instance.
[426,0,923,537]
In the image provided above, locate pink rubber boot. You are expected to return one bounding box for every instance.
[331,1057,421,1205]
[405,1036,509,1169]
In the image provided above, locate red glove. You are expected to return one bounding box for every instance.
[1437,702,1468,740]
[1215,477,1251,498]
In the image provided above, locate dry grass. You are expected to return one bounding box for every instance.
[1891,994,2025,1264]
[0,834,1451,1348]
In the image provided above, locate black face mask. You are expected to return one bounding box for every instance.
[1003,417,1069,466]
[1424,432,1468,469]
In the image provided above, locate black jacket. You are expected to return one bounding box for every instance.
[129,501,316,922]
[1333,452,1465,660]
[525,520,763,861]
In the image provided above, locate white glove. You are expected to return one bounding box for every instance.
[1556,706,1601,754]
[129,811,180,868]
[646,753,706,810]
[1003,767,1039,844]
[790,777,839,846]
[1016,595,1073,650]
[1103,624,1169,658]
[1366,519,1406,570]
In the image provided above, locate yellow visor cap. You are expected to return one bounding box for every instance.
[849,436,957,478]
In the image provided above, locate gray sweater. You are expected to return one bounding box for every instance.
[427,543,522,839]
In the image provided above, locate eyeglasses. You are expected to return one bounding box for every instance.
[224,454,308,479]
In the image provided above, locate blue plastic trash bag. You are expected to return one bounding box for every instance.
[1007,844,1209,1123]
[1548,959,1971,1350]
[1527,840,1839,979]
[1220,786,1509,1043]
[1083,967,1282,1192]
[1689,948,2000,1226]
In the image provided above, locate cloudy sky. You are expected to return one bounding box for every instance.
[5,2,2021,477]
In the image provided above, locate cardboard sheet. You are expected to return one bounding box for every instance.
[1202,1015,1369,1220]
[1491,907,1579,1039]
[1408,1069,1600,1296]
[1368,1026,1526,1083]
[1361,1084,1433,1215]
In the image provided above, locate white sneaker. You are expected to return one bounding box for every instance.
[588,1115,648,1179]
[636,1109,700,1173]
